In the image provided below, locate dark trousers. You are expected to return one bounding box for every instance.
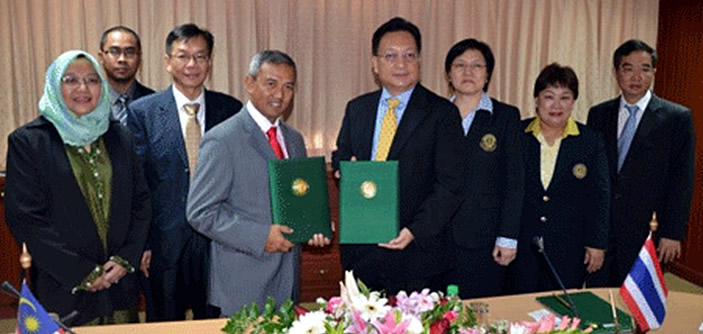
[444,246,507,299]
[149,232,212,321]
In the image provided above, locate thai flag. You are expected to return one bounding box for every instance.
[619,232,668,332]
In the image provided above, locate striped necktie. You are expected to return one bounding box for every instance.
[184,103,201,176]
[617,105,639,171]
[375,98,400,161]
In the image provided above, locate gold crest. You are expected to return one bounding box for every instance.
[291,178,310,197]
[480,133,497,152]
[360,181,377,199]
[573,163,587,179]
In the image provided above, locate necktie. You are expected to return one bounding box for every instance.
[375,98,401,161]
[114,94,128,126]
[184,103,201,176]
[267,126,285,159]
[617,105,639,171]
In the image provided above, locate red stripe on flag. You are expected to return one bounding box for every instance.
[620,285,650,332]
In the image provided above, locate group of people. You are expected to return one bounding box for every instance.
[4,16,694,327]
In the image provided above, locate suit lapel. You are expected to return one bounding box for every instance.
[602,99,620,178]
[388,85,428,159]
[359,92,381,160]
[158,87,189,167]
[242,108,279,161]
[280,123,303,158]
[204,90,220,131]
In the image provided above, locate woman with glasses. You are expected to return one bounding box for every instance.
[509,63,609,293]
[442,39,524,298]
[5,50,150,325]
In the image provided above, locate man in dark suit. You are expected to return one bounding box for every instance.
[99,26,155,126]
[128,23,242,321]
[587,39,695,286]
[332,17,465,294]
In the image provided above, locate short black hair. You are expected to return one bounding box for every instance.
[100,26,141,51]
[445,38,495,92]
[533,63,579,100]
[372,17,421,56]
[613,39,658,69]
[248,50,297,78]
[166,23,214,56]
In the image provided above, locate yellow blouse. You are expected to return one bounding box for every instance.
[525,117,580,189]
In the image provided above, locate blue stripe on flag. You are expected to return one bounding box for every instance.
[630,256,666,324]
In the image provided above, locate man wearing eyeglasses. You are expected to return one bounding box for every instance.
[128,23,242,321]
[99,26,154,126]
[332,17,465,294]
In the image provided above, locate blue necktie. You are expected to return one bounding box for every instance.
[617,105,639,171]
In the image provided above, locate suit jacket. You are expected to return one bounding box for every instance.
[587,94,695,277]
[5,117,150,325]
[127,86,241,268]
[332,84,465,282]
[132,80,155,101]
[515,119,610,289]
[186,108,307,316]
[451,99,524,249]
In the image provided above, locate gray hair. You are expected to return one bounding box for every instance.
[247,50,296,78]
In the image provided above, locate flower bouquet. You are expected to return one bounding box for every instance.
[223,271,593,334]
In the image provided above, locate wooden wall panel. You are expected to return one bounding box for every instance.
[0,176,22,318]
[655,0,703,286]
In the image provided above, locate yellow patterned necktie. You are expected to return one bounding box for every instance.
[375,98,400,161]
[184,103,201,177]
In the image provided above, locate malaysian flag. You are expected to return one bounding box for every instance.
[619,232,668,332]
[16,281,65,334]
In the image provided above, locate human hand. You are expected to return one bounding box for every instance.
[379,227,414,250]
[584,247,605,273]
[492,246,516,266]
[140,250,152,278]
[658,238,681,264]
[103,260,128,286]
[265,224,295,253]
[307,233,331,247]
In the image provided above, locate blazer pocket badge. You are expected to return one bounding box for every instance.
[572,163,587,179]
[480,133,497,152]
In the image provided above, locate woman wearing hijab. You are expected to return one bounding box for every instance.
[5,50,150,325]
[509,63,609,293]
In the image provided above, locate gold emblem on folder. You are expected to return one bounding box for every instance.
[573,163,587,179]
[360,181,378,199]
[291,178,310,197]
[480,133,497,152]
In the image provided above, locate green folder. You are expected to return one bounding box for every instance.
[268,156,331,244]
[536,291,634,333]
[339,161,399,244]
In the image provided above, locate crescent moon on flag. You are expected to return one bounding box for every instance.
[18,297,37,312]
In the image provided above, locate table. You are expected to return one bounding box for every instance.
[59,289,703,333]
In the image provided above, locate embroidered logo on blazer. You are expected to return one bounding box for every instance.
[573,163,587,179]
[480,133,497,152]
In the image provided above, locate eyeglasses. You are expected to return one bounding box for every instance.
[379,51,418,63]
[452,63,487,72]
[61,75,102,88]
[169,53,210,64]
[103,47,139,58]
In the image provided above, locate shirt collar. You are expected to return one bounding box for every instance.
[448,92,494,114]
[619,89,652,112]
[380,86,415,108]
[172,85,205,110]
[247,100,280,133]
[108,82,137,104]
[525,116,580,138]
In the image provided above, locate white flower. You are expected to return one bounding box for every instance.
[403,313,424,334]
[508,323,529,334]
[288,311,328,334]
[351,291,391,322]
[340,270,362,305]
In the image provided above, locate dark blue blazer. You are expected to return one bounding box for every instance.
[332,84,465,282]
[127,86,241,268]
[515,119,610,290]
